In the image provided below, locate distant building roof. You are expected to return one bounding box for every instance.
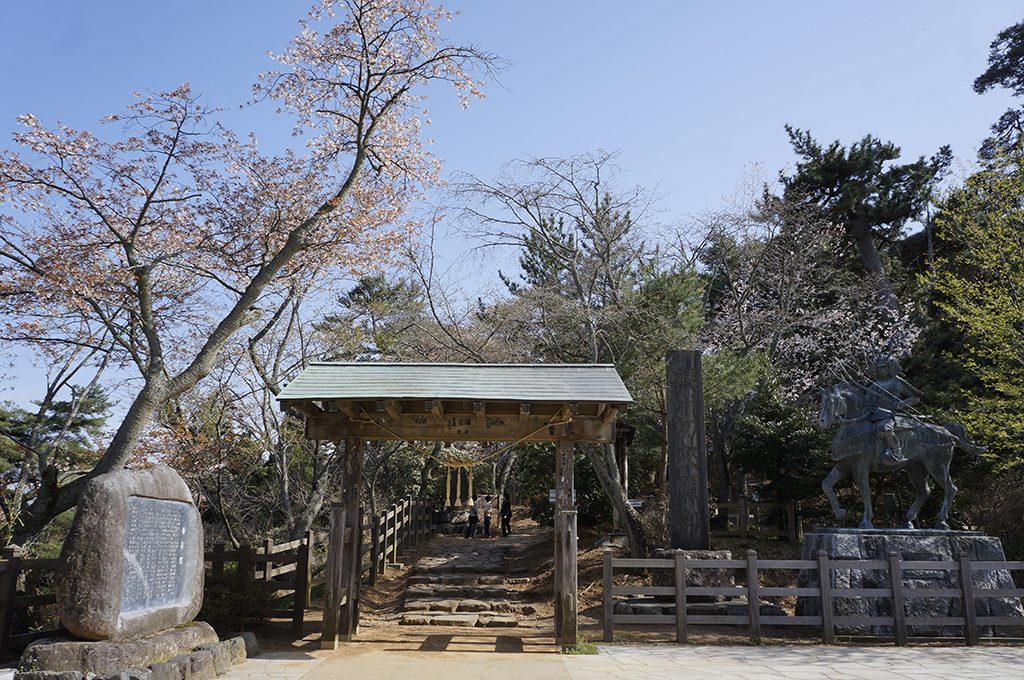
[276,362,633,404]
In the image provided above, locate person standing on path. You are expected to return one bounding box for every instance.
[464,494,479,538]
[500,494,512,536]
[482,495,493,538]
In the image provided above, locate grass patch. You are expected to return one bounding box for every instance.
[562,641,598,655]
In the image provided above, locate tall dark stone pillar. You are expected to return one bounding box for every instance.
[666,350,710,550]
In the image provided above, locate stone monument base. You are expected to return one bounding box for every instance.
[17,622,254,679]
[436,507,470,534]
[649,549,734,603]
[796,528,1024,637]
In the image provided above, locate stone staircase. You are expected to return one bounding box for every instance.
[398,541,533,628]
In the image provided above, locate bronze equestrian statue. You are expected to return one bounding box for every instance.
[816,354,984,530]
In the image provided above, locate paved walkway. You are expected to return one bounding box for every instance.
[220,644,1024,679]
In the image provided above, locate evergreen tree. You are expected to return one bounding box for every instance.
[780,126,951,311]
[974,20,1024,156]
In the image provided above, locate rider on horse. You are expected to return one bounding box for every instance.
[865,354,924,467]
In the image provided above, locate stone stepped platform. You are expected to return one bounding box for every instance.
[399,539,523,628]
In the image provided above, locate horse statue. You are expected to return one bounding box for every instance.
[816,380,984,530]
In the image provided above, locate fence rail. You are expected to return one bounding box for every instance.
[0,497,434,659]
[603,548,1024,645]
[712,499,801,542]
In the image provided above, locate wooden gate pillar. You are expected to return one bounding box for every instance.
[553,439,578,646]
[339,436,363,641]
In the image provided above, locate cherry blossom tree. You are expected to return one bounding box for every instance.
[0,0,497,542]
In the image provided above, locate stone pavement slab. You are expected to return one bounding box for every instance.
[218,644,1024,680]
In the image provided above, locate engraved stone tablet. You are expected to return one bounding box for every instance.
[121,497,194,614]
[57,466,204,640]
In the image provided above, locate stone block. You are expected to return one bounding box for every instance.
[797,529,1024,637]
[100,669,153,680]
[239,632,259,659]
[20,623,218,676]
[148,658,188,680]
[400,614,435,626]
[402,601,432,612]
[430,614,479,627]
[477,615,518,628]
[15,673,84,680]
[56,467,204,640]
[426,599,459,613]
[196,644,230,675]
[221,637,246,666]
[650,549,734,602]
[456,599,490,612]
[188,650,214,680]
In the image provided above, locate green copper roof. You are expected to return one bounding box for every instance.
[277,362,633,404]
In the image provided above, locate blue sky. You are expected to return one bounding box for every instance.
[0,1,1020,405]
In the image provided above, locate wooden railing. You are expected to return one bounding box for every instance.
[366,498,433,585]
[712,499,801,542]
[206,531,328,636]
[0,545,60,659]
[602,548,1024,645]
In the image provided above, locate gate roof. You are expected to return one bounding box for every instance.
[277,362,632,443]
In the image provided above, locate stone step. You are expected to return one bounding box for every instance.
[399,612,518,628]
[403,598,513,613]
[408,573,506,587]
[405,583,509,600]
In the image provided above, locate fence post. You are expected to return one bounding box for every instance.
[817,550,834,644]
[674,550,688,644]
[303,530,315,607]
[263,538,274,582]
[377,515,386,576]
[0,545,24,660]
[369,516,380,587]
[746,549,761,643]
[786,502,798,543]
[321,506,348,650]
[212,542,224,576]
[958,554,978,646]
[888,551,907,646]
[347,507,364,637]
[293,533,311,637]
[602,548,613,642]
[739,497,749,539]
[390,504,399,563]
[238,544,252,580]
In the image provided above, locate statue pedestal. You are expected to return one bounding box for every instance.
[796,528,1024,637]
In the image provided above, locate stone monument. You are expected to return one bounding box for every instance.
[58,465,204,640]
[17,466,252,679]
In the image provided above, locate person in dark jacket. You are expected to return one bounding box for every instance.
[500,494,512,537]
[464,495,479,538]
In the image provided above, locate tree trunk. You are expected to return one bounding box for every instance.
[419,443,440,500]
[850,215,900,313]
[12,378,166,544]
[495,449,518,516]
[585,444,646,557]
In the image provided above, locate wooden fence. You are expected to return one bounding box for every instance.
[0,545,60,658]
[712,499,801,542]
[366,498,433,585]
[0,497,434,659]
[603,548,1024,645]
